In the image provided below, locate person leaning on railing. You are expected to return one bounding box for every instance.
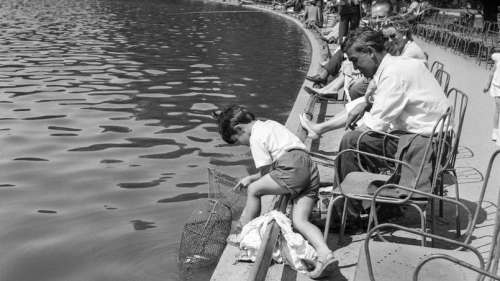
[303,0,323,32]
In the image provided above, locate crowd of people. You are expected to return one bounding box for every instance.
[211,0,500,279]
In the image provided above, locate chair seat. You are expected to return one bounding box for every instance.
[354,241,480,281]
[339,172,390,196]
[339,172,428,199]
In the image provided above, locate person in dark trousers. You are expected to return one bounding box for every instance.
[480,0,498,28]
[337,0,361,45]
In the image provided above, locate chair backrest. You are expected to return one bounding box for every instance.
[430,60,444,76]
[475,150,500,280]
[442,88,469,170]
[434,68,450,94]
[422,108,453,194]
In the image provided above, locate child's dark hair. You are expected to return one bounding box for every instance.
[212,105,255,144]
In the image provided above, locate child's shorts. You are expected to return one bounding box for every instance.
[269,149,319,201]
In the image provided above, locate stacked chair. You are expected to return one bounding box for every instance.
[412,8,499,67]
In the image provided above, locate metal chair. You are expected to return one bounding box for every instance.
[477,22,499,67]
[430,60,444,77]
[353,150,500,281]
[322,109,454,244]
[434,68,450,94]
[436,89,469,231]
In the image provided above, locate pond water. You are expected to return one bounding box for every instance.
[0,0,310,280]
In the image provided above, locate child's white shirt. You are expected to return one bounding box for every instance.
[491,53,500,97]
[249,120,306,169]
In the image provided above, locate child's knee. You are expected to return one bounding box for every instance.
[247,183,264,197]
[292,217,309,230]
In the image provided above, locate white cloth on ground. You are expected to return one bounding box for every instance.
[237,210,317,272]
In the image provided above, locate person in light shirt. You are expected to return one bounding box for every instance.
[483,51,500,145]
[301,28,449,182]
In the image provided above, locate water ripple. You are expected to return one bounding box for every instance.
[0,0,310,280]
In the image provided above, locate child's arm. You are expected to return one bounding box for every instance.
[233,165,271,191]
[484,65,496,93]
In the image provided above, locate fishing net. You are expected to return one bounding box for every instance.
[207,168,246,218]
[178,168,246,274]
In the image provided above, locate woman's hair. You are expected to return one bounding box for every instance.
[212,105,255,144]
[342,27,387,53]
[395,20,413,40]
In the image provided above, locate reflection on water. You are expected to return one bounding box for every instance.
[0,0,309,280]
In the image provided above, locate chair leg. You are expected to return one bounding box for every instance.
[452,169,461,238]
[430,198,436,247]
[367,202,375,233]
[323,195,343,241]
[438,174,444,217]
[339,197,349,245]
[408,203,427,246]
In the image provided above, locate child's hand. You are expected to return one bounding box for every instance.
[233,176,254,192]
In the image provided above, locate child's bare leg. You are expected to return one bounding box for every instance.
[239,174,289,227]
[292,196,332,259]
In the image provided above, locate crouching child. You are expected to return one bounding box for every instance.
[213,105,337,279]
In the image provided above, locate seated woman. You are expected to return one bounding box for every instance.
[383,23,427,62]
[304,56,368,102]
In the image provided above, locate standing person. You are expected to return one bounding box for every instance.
[338,0,361,45]
[213,105,337,279]
[303,0,323,32]
[483,51,500,144]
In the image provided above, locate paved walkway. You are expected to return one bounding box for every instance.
[311,38,500,280]
[415,37,500,259]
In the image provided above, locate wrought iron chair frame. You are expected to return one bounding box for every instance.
[357,150,500,281]
[323,109,453,244]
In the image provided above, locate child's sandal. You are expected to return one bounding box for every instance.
[307,252,338,279]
